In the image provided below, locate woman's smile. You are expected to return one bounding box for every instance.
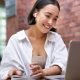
[43,24,52,30]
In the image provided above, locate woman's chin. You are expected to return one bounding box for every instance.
[41,30,50,34]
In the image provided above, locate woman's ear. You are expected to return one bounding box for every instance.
[33,9,38,18]
[33,12,37,17]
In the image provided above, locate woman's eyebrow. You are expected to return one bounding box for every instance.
[45,12,58,18]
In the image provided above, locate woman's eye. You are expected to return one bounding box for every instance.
[53,18,57,21]
[46,15,50,18]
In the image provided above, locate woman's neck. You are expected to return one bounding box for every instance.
[27,25,47,40]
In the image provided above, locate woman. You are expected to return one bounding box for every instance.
[0,0,68,79]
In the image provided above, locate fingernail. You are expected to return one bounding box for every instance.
[17,71,22,75]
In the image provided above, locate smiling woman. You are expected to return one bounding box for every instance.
[0,0,68,80]
[31,4,59,33]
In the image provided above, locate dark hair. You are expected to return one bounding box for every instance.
[28,0,60,32]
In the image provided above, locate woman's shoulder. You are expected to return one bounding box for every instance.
[47,31,62,42]
[48,31,62,39]
[8,30,26,41]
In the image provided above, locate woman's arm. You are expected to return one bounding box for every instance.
[0,35,23,80]
[43,65,62,76]
[30,64,62,78]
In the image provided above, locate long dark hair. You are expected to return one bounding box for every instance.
[28,0,60,32]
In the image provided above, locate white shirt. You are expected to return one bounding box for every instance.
[0,30,68,79]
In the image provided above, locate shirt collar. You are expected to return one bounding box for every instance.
[46,31,57,42]
[16,30,27,40]
[16,30,56,42]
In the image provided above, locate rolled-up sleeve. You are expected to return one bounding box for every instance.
[50,35,68,74]
[0,36,23,79]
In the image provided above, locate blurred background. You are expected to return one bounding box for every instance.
[0,0,80,61]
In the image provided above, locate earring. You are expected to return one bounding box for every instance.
[33,13,37,18]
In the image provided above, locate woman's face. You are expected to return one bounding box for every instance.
[33,4,60,33]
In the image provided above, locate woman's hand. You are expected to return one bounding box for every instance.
[30,64,45,79]
[5,68,22,80]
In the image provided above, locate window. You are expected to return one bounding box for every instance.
[5,0,16,18]
[0,5,6,56]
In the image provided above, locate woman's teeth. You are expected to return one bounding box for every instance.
[43,25,50,29]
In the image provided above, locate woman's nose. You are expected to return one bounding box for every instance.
[48,19,53,26]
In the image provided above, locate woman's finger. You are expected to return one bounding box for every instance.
[30,64,41,70]
[9,68,22,76]
[5,68,22,80]
[32,72,43,78]
[31,69,42,75]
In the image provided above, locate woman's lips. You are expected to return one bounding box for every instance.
[43,24,51,29]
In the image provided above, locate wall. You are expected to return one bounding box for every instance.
[6,0,80,47]
[57,0,80,46]
[16,0,36,30]
[6,16,17,42]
